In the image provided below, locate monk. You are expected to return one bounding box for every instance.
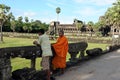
[52,30,68,74]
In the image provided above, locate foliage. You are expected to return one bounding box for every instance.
[98,0,120,28]
[56,7,61,14]
[0,4,50,33]
[74,19,83,29]
[56,7,61,21]
[87,21,94,32]
[2,15,49,33]
[94,22,101,29]
[87,21,94,27]
[0,4,11,42]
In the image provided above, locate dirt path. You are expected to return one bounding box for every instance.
[56,49,120,80]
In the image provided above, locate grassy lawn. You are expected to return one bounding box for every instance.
[0,37,110,71]
[11,58,42,71]
[0,37,34,48]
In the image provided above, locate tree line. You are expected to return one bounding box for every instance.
[0,4,49,33]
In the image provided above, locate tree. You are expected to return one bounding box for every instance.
[11,20,16,32]
[9,13,16,32]
[18,16,23,22]
[0,4,10,42]
[73,19,83,35]
[56,7,61,21]
[23,16,31,33]
[25,16,29,23]
[104,0,120,28]
[15,16,23,32]
[87,21,94,32]
[97,0,120,30]
[74,19,83,29]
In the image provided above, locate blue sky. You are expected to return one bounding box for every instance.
[1,0,116,24]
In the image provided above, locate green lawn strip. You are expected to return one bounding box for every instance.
[0,37,35,48]
[87,43,109,50]
[11,58,31,71]
[11,58,42,71]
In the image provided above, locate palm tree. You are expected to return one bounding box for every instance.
[11,20,16,32]
[0,8,4,42]
[87,21,94,36]
[56,7,61,21]
[9,12,16,33]
[25,16,29,23]
[15,16,23,32]
[104,0,120,45]
[0,4,10,42]
[18,16,23,22]
[24,16,30,32]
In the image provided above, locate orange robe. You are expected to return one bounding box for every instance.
[52,36,68,68]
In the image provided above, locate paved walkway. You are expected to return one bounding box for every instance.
[56,49,120,80]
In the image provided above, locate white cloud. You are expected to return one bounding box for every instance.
[38,17,53,24]
[36,14,75,24]
[12,10,37,21]
[46,0,68,9]
[74,0,116,6]
[23,11,36,17]
[46,3,56,8]
[73,0,85,3]
[72,7,107,23]
[74,7,105,16]
[75,8,95,16]
[90,0,116,6]
[47,0,66,6]
[59,16,75,24]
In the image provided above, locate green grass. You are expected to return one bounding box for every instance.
[11,58,42,71]
[0,37,109,71]
[0,37,34,48]
[87,43,109,50]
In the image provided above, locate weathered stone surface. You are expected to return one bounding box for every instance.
[68,42,88,63]
[86,48,103,56]
[0,58,11,80]
[0,46,41,58]
[0,42,90,80]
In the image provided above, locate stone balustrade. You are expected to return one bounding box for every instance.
[0,42,88,80]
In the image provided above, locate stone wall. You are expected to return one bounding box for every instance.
[0,58,11,80]
[0,42,88,80]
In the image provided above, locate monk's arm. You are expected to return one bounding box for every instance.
[54,38,67,46]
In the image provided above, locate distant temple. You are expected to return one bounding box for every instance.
[49,20,83,36]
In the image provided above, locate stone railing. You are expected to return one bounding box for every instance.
[0,46,41,80]
[0,42,88,80]
[68,42,88,63]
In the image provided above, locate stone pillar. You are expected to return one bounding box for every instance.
[69,52,79,63]
[31,58,36,69]
[0,57,12,80]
